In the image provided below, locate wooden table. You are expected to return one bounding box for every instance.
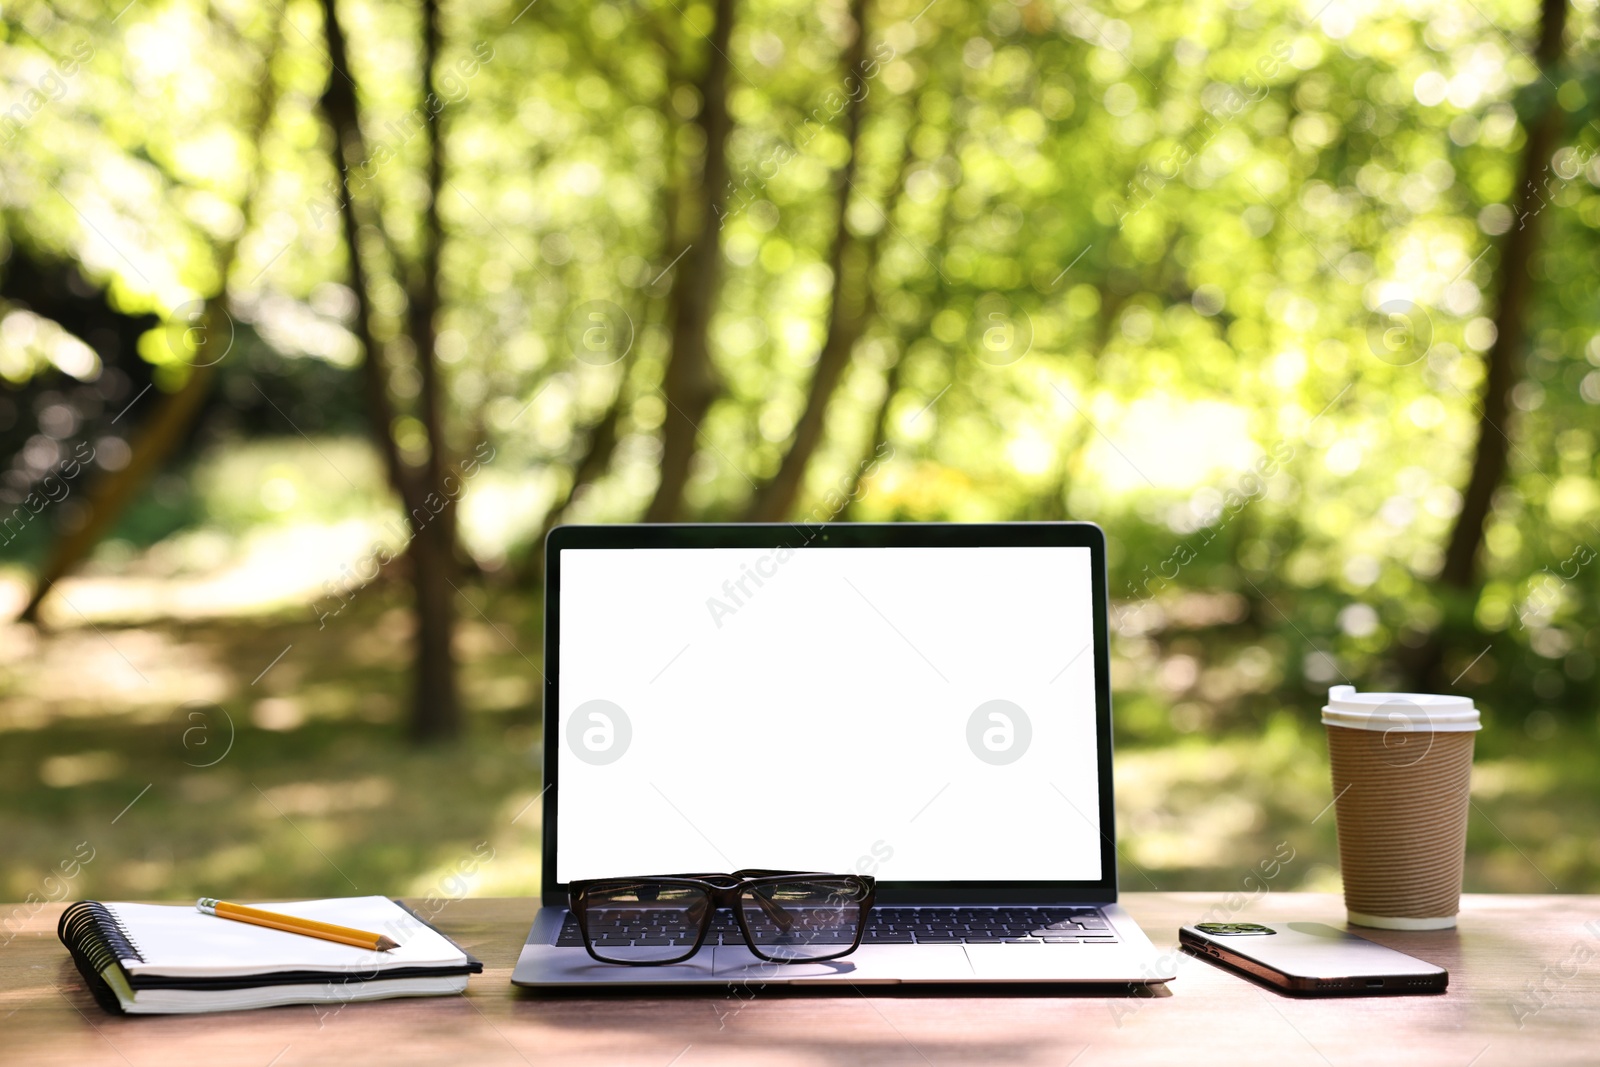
[5,893,1597,1066]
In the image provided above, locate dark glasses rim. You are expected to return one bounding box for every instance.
[568,871,876,966]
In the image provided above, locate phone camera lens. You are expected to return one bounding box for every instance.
[1195,922,1275,936]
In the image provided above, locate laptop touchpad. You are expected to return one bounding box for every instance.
[713,945,974,980]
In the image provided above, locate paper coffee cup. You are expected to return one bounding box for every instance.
[1322,685,1480,931]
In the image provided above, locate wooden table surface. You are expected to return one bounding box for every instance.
[4,893,1597,1066]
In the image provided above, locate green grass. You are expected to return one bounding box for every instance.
[0,587,546,906]
[2,584,1596,906]
[1113,726,1600,895]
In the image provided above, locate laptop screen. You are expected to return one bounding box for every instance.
[554,544,1104,885]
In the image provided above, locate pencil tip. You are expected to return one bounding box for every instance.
[376,936,400,951]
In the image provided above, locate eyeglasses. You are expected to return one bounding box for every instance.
[567,869,876,965]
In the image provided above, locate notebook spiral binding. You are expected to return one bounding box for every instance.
[58,901,144,1015]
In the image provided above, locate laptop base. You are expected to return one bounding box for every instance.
[511,903,1178,987]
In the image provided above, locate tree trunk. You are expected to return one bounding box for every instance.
[318,0,461,739]
[1439,0,1568,591]
[317,0,411,507]
[405,0,460,740]
[742,0,874,523]
[1409,0,1568,689]
[20,15,285,622]
[642,0,737,522]
[837,347,904,518]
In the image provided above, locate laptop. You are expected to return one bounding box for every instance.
[512,521,1177,987]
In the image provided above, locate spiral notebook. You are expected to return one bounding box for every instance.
[58,896,482,1015]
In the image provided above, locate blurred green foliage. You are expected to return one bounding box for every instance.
[1,0,1598,896]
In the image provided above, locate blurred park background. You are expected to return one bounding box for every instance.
[2,0,1598,912]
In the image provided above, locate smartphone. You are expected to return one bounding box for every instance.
[1179,921,1448,995]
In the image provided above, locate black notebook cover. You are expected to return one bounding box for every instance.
[58,900,483,1015]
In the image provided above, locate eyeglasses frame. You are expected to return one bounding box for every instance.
[567,868,877,966]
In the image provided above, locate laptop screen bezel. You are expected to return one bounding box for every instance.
[540,521,1119,906]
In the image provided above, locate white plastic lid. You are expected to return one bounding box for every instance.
[1321,685,1481,733]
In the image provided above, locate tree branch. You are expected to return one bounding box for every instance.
[741,0,880,522]
[642,0,737,522]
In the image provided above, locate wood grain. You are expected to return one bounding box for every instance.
[5,893,1598,1066]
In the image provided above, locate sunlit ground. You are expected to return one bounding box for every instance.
[1,438,1595,906]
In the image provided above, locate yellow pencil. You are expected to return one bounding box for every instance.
[196,898,399,951]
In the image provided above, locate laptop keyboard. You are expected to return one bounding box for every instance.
[554,906,1118,948]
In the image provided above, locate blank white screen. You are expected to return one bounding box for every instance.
[555,545,1103,884]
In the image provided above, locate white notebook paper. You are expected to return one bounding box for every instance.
[107,896,469,978]
[104,971,471,1015]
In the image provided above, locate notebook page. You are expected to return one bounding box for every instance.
[107,897,469,978]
